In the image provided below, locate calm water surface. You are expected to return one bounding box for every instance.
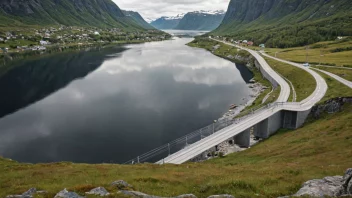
[0,37,253,163]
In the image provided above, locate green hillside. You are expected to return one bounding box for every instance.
[122,10,155,30]
[212,0,352,47]
[0,0,144,31]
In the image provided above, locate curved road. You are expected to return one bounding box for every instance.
[311,67,352,89]
[157,39,328,164]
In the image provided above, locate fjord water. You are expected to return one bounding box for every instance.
[0,37,253,163]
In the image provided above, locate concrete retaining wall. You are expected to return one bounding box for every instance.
[254,60,279,89]
[296,109,312,128]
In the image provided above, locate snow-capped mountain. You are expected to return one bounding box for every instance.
[150,10,225,30]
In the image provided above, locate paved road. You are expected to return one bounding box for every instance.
[314,65,352,70]
[212,39,291,103]
[157,40,327,164]
[311,67,352,89]
[260,52,328,104]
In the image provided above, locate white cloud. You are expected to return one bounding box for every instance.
[113,0,230,21]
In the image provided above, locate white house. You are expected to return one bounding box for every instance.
[94,31,100,35]
[243,40,248,43]
[40,40,49,45]
[0,38,3,41]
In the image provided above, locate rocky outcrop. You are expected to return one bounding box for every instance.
[111,180,133,189]
[293,176,344,197]
[6,188,40,198]
[120,191,197,198]
[85,187,110,196]
[208,195,234,198]
[282,168,352,197]
[310,97,352,119]
[54,189,84,198]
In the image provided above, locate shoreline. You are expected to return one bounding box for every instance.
[187,39,269,162]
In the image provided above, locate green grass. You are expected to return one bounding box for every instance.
[315,70,352,102]
[263,57,316,102]
[265,38,352,67]
[1,103,352,198]
[312,66,352,81]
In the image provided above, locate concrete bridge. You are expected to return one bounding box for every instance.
[155,39,328,164]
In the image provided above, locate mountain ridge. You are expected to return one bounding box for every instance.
[175,10,225,31]
[0,0,145,30]
[150,10,225,31]
[212,0,352,47]
[122,10,155,30]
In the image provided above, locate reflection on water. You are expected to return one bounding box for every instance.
[0,37,253,163]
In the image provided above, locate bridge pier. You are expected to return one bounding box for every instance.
[283,110,297,129]
[296,109,312,128]
[235,129,250,148]
[254,119,269,139]
[268,111,283,135]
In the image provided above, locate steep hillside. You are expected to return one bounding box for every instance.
[122,10,155,30]
[150,14,184,30]
[212,0,352,47]
[0,0,144,30]
[175,10,225,31]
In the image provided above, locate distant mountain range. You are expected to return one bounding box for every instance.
[0,0,149,31]
[212,0,352,47]
[150,10,225,31]
[150,14,185,30]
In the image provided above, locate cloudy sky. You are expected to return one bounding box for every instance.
[113,0,230,21]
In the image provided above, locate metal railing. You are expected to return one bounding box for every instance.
[123,102,290,165]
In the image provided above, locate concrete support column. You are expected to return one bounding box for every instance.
[235,129,250,148]
[296,109,312,129]
[254,118,269,139]
[283,110,297,129]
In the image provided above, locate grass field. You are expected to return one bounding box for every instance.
[263,38,352,67]
[312,66,352,81]
[263,57,316,102]
[314,70,352,102]
[1,102,352,198]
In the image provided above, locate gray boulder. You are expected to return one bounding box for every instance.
[208,195,234,198]
[54,189,85,198]
[6,188,37,198]
[120,190,161,198]
[175,195,197,198]
[120,191,197,198]
[85,187,110,196]
[343,168,352,195]
[293,176,343,197]
[111,180,132,189]
[22,188,36,198]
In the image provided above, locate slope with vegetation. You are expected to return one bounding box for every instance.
[122,10,155,30]
[212,0,352,48]
[0,0,144,30]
